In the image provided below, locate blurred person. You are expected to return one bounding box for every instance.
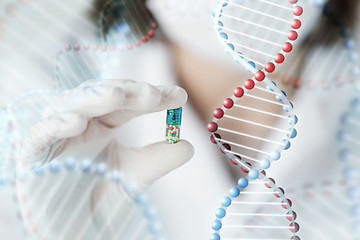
[0,0,358,239]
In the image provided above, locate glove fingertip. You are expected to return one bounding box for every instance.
[168,139,194,163]
[159,86,188,110]
[169,86,188,108]
[120,139,194,187]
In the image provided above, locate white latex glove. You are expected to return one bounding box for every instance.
[6,79,195,239]
[19,79,194,186]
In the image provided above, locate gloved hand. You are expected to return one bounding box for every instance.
[8,79,194,239]
[20,79,194,186]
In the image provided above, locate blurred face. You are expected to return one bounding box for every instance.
[145,0,332,121]
[147,0,328,72]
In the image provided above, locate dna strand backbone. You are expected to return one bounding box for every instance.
[207,1,303,239]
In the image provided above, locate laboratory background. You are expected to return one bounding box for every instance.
[0,0,359,239]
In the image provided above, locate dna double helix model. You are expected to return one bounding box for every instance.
[0,158,164,240]
[207,1,303,239]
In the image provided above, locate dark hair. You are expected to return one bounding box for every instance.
[305,0,359,45]
[89,0,149,36]
[327,0,358,28]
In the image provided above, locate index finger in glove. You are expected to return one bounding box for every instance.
[78,79,188,114]
[73,79,188,127]
[45,80,187,123]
